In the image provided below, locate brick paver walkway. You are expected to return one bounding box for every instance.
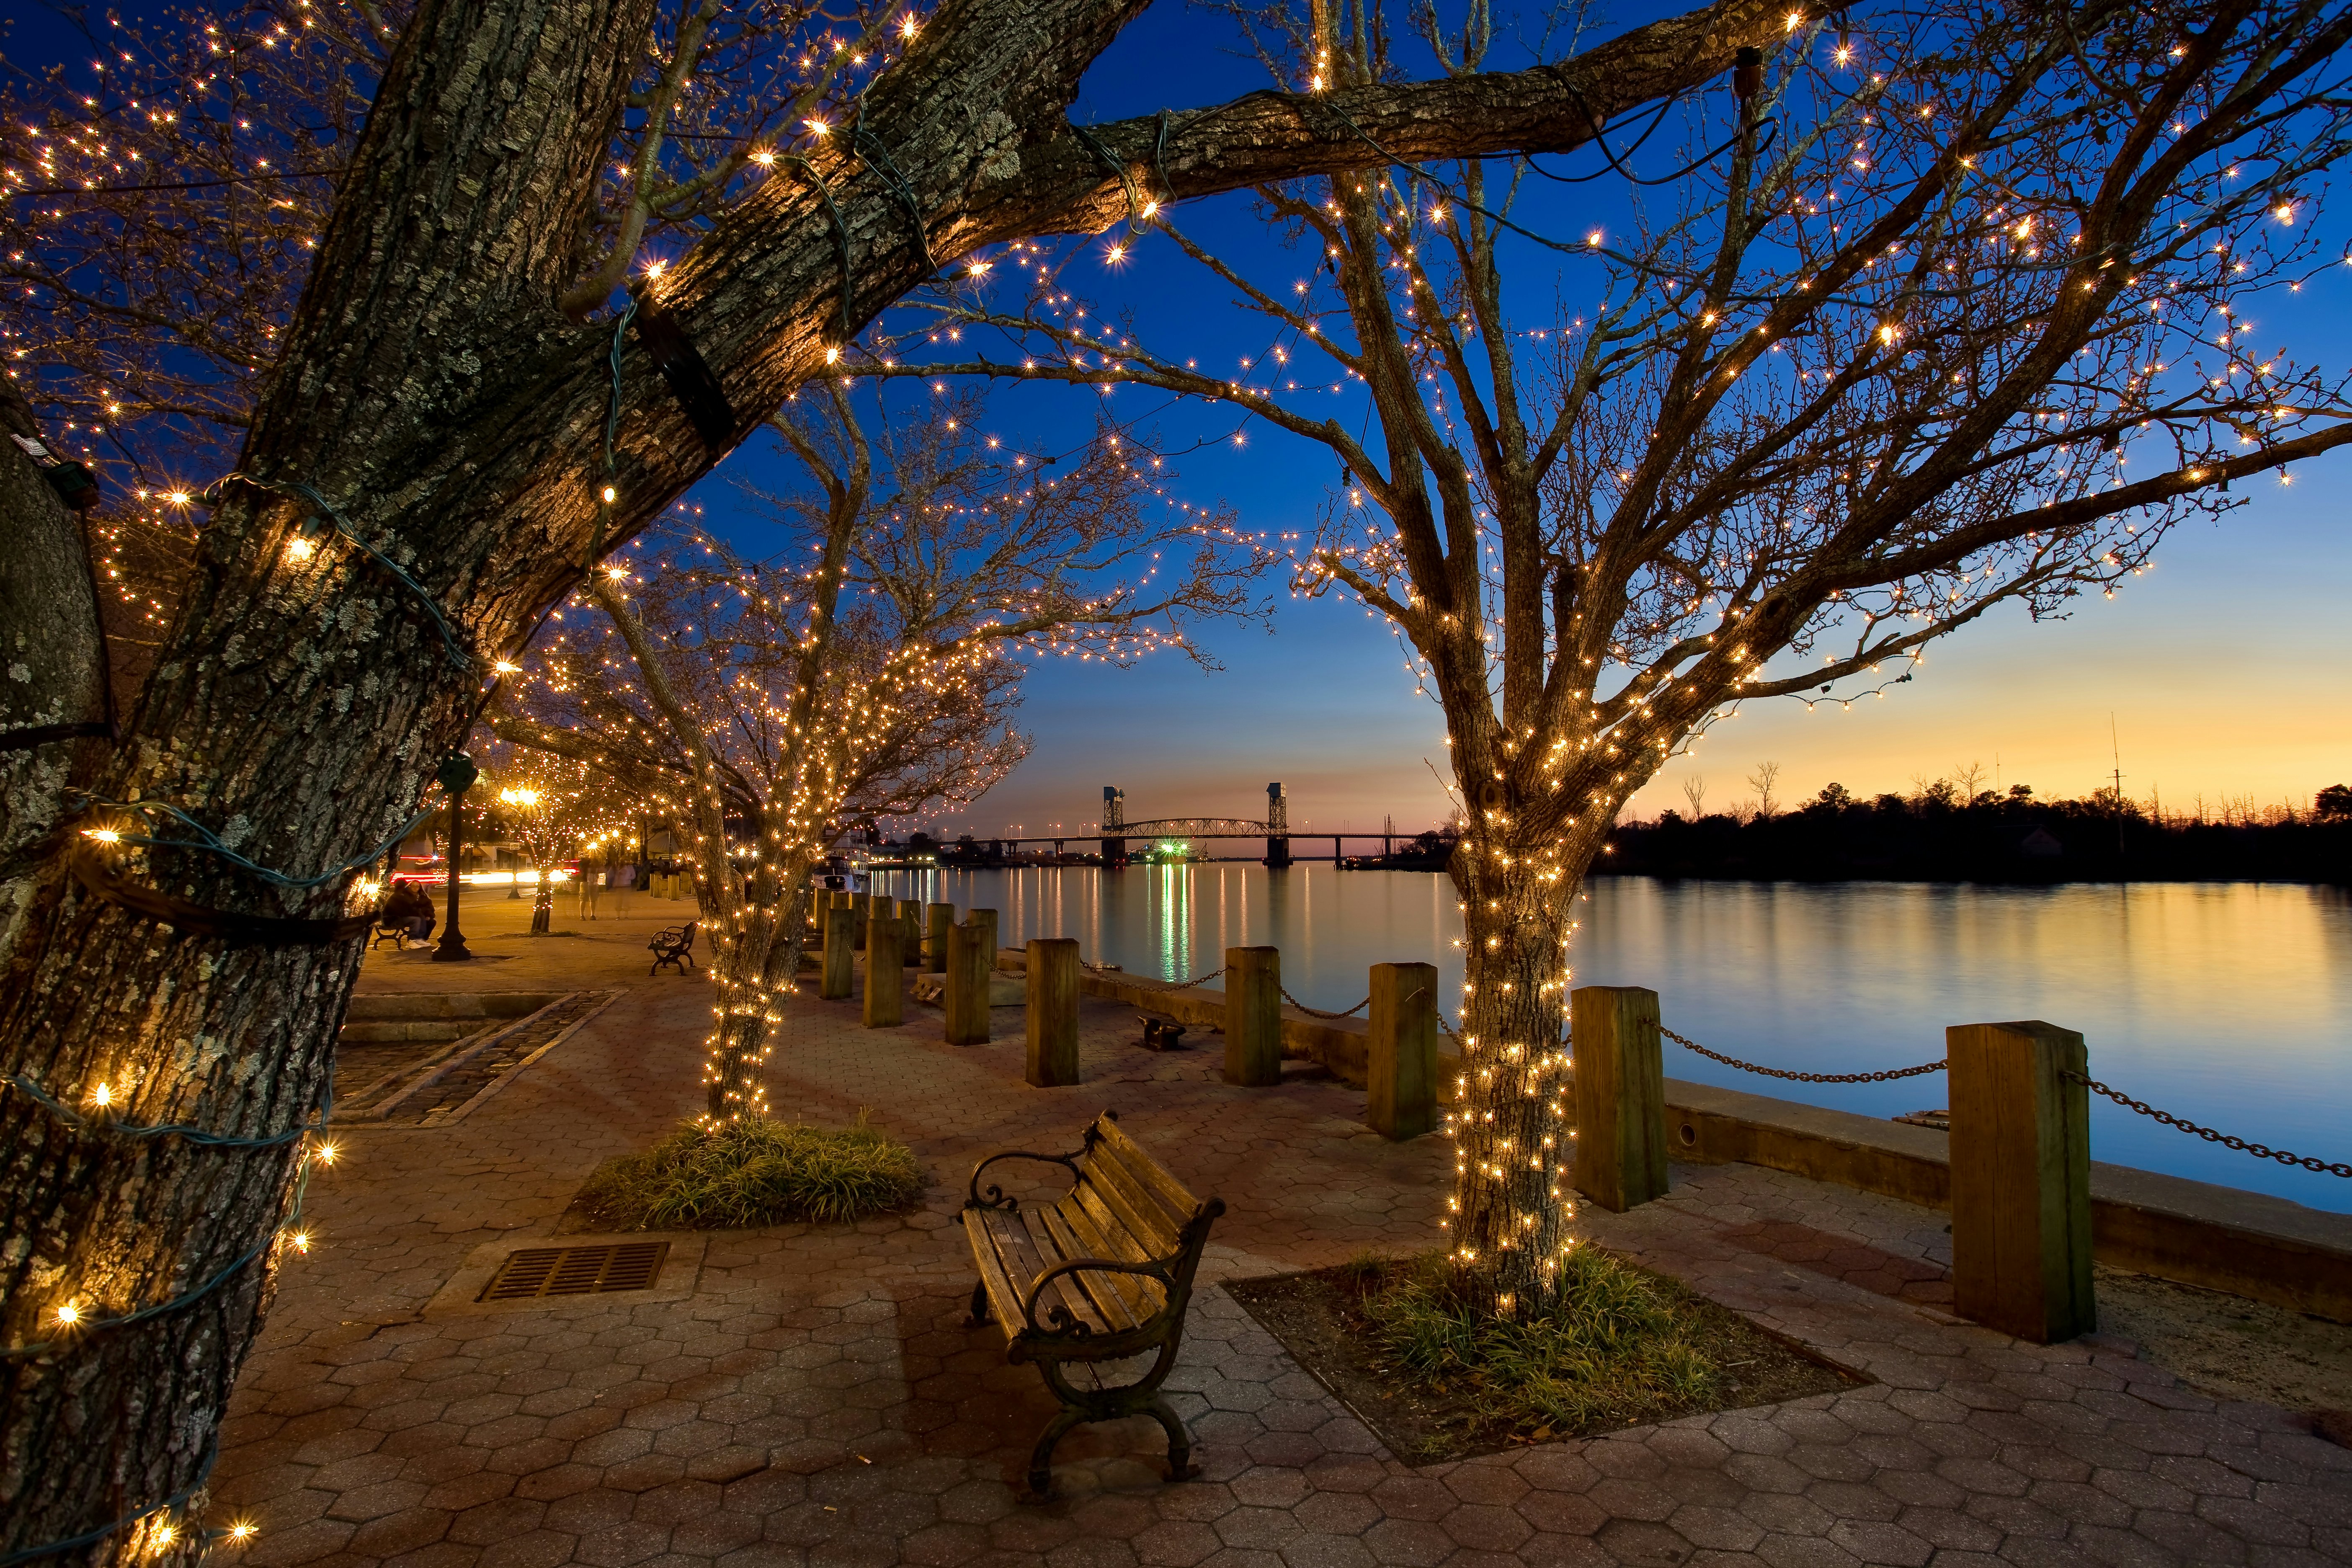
[210,965,2352,1568]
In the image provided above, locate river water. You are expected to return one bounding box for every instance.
[864,864,2352,1213]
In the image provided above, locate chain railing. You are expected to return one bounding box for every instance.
[1660,1026,1947,1084]
[1159,965,1228,990]
[2063,1070,2352,1178]
[1279,984,1370,1020]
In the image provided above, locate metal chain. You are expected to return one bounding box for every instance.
[1161,966,1228,990]
[1279,985,1371,1020]
[2063,1071,2352,1178]
[1661,1026,1947,1084]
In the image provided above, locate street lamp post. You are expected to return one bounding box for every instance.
[431,752,479,962]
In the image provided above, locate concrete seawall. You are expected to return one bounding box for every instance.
[999,949,2352,1322]
[1664,1077,2352,1323]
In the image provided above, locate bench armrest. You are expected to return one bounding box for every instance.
[966,1146,1085,1211]
[1021,1256,1174,1336]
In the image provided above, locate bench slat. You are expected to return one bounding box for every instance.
[1061,1189,1166,1323]
[987,1206,1110,1336]
[1069,1182,1153,1266]
[1036,1204,1142,1332]
[1082,1147,1183,1256]
[961,1209,1032,1333]
[1096,1118,1202,1221]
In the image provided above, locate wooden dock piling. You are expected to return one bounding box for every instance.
[1224,946,1282,1086]
[863,908,904,1026]
[1949,1020,2095,1344]
[1025,938,1081,1086]
[945,908,998,1046]
[1367,962,1438,1139]
[1571,985,1669,1211]
[820,903,854,1001]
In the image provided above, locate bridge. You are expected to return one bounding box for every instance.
[958,786,1417,868]
[1104,783,1293,867]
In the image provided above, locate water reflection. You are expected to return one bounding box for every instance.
[864,865,2352,1211]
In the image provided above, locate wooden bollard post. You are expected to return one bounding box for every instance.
[863,908,904,1027]
[1367,962,1438,1139]
[1224,946,1282,1087]
[924,903,954,972]
[1571,986,1669,1212]
[1025,938,1081,1087]
[945,909,998,1046]
[848,891,870,951]
[820,904,854,1001]
[900,898,923,964]
[1949,1021,2095,1344]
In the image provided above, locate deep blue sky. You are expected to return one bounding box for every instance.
[708,1,2352,837]
[13,0,2349,836]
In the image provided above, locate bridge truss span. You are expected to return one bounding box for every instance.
[1117,818,1271,839]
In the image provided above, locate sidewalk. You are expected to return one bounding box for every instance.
[209,941,2352,1568]
[354,884,699,995]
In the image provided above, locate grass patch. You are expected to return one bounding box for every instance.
[1225,1248,1861,1461]
[1350,1248,1720,1438]
[573,1115,924,1230]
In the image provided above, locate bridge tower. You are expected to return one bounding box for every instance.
[1100,786,1128,869]
[1264,782,1292,869]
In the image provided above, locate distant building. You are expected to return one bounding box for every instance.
[2019,828,2064,858]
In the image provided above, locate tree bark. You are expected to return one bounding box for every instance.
[0,0,1802,1551]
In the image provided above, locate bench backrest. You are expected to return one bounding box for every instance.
[1073,1114,1222,1289]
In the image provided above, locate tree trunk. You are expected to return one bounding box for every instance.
[696,850,819,1123]
[1446,834,1581,1317]
[0,0,1799,1547]
[701,850,783,1123]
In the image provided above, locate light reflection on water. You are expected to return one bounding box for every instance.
[867,864,2352,1212]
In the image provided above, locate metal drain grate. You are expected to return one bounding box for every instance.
[479,1241,670,1302]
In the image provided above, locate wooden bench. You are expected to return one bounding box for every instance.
[648,920,697,974]
[961,1111,1225,1498]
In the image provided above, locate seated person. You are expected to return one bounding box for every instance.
[384,880,436,949]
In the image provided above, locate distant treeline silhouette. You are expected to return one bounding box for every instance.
[1604,781,2352,884]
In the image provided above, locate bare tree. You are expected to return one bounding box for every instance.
[1681,776,1709,818]
[1953,760,1988,801]
[498,387,1261,1120]
[482,748,627,932]
[1748,761,1782,818]
[878,0,2352,1313]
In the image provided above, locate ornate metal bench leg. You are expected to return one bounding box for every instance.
[1025,1405,1086,1501]
[965,1279,990,1328]
[1148,1397,1199,1481]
